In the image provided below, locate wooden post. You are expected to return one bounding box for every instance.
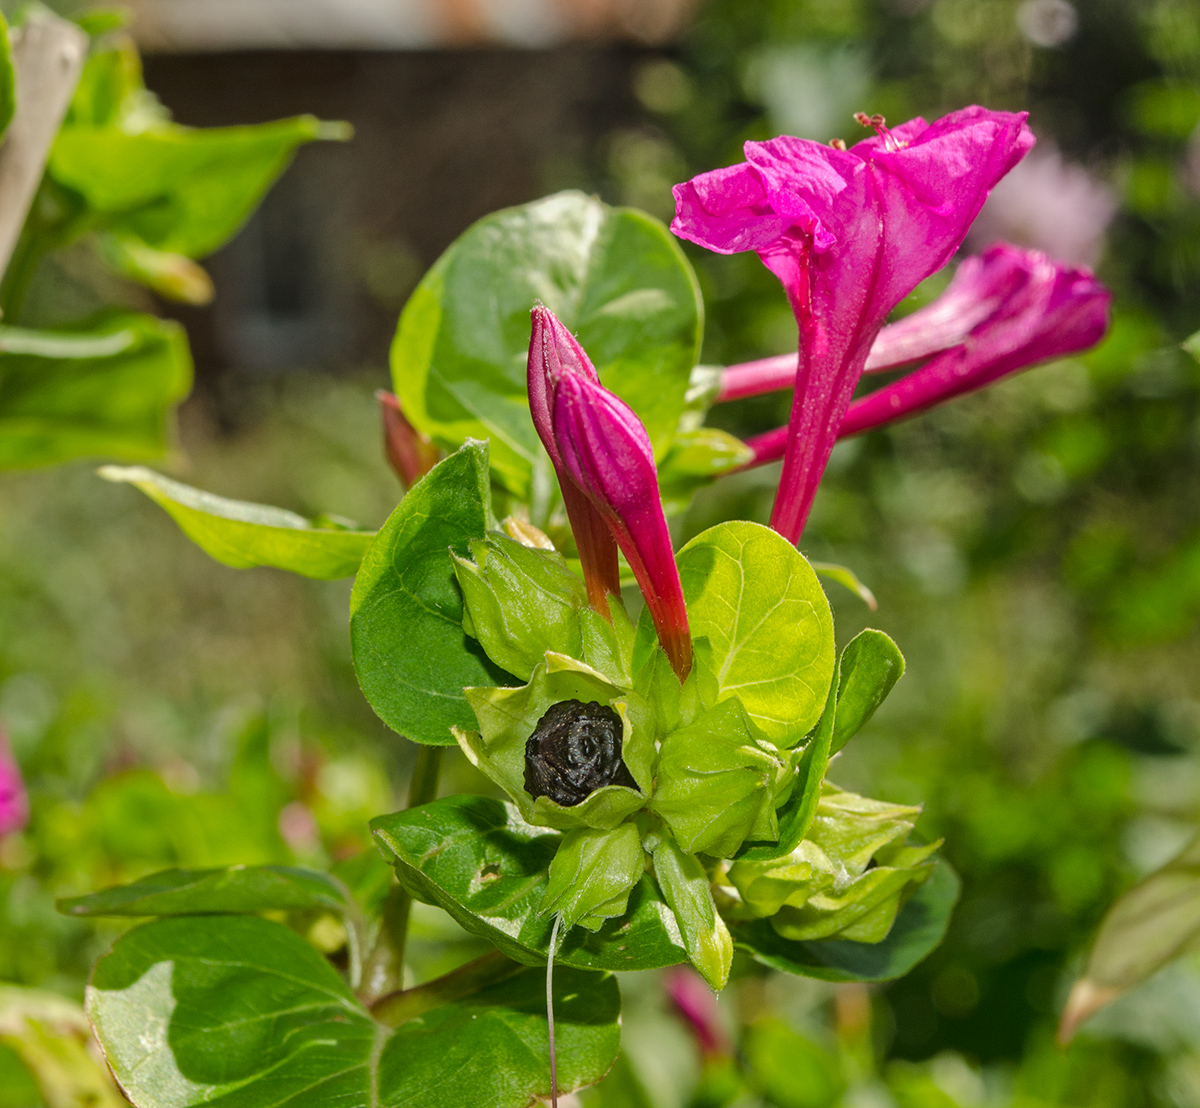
[0,12,87,281]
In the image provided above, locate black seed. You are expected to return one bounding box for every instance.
[524,699,639,806]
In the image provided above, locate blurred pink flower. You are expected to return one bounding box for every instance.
[665,966,731,1057]
[673,107,1033,542]
[967,142,1117,267]
[0,733,29,837]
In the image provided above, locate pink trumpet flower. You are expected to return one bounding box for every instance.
[672,107,1034,543]
[0,733,28,837]
[528,307,623,614]
[377,391,439,487]
[742,244,1111,466]
[530,308,693,681]
[718,244,1027,402]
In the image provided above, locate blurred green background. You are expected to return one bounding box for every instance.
[4,0,1200,1105]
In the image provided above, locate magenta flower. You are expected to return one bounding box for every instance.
[742,244,1111,465]
[377,390,439,487]
[0,733,28,837]
[528,307,622,613]
[672,108,1034,542]
[534,309,693,680]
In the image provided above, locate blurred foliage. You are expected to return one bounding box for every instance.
[3,0,1200,1103]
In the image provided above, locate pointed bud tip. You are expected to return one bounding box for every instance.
[1057,978,1122,1046]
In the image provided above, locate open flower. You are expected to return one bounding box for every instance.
[673,108,1034,542]
[532,307,693,681]
[741,244,1112,465]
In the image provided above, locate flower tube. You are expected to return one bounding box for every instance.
[673,108,1034,542]
[742,244,1111,466]
[717,243,1026,402]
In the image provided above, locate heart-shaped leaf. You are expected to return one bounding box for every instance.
[728,857,959,982]
[677,520,836,747]
[99,467,374,579]
[371,795,688,972]
[391,191,702,498]
[87,915,620,1108]
[351,440,513,745]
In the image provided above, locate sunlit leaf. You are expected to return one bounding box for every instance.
[99,466,374,579]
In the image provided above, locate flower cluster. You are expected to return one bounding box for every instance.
[453,106,1111,992]
[451,307,932,989]
[672,108,1042,541]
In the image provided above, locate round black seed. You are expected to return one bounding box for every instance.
[524,699,639,806]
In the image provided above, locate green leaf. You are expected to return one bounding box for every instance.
[831,629,904,753]
[99,466,374,579]
[57,865,349,917]
[50,114,344,258]
[0,314,191,470]
[650,836,733,990]
[87,915,620,1108]
[391,191,702,497]
[728,858,960,982]
[1061,832,1200,1041]
[811,561,878,610]
[657,428,753,515]
[371,795,688,972]
[453,531,587,682]
[351,441,512,746]
[0,986,126,1108]
[677,520,836,747]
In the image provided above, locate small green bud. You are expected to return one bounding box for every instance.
[727,840,836,917]
[730,783,940,942]
[650,698,783,858]
[652,836,732,990]
[542,823,645,931]
[770,841,939,942]
[452,531,587,682]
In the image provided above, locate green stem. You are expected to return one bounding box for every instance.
[357,746,443,1004]
[370,950,521,1027]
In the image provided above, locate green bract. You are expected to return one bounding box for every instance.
[650,698,784,857]
[543,824,646,931]
[730,785,940,943]
[452,531,587,682]
[651,836,733,990]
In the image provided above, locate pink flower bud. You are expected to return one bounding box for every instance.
[536,315,692,681]
[377,390,439,487]
[527,306,622,614]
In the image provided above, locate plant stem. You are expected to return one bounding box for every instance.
[370,949,521,1026]
[358,746,442,1004]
